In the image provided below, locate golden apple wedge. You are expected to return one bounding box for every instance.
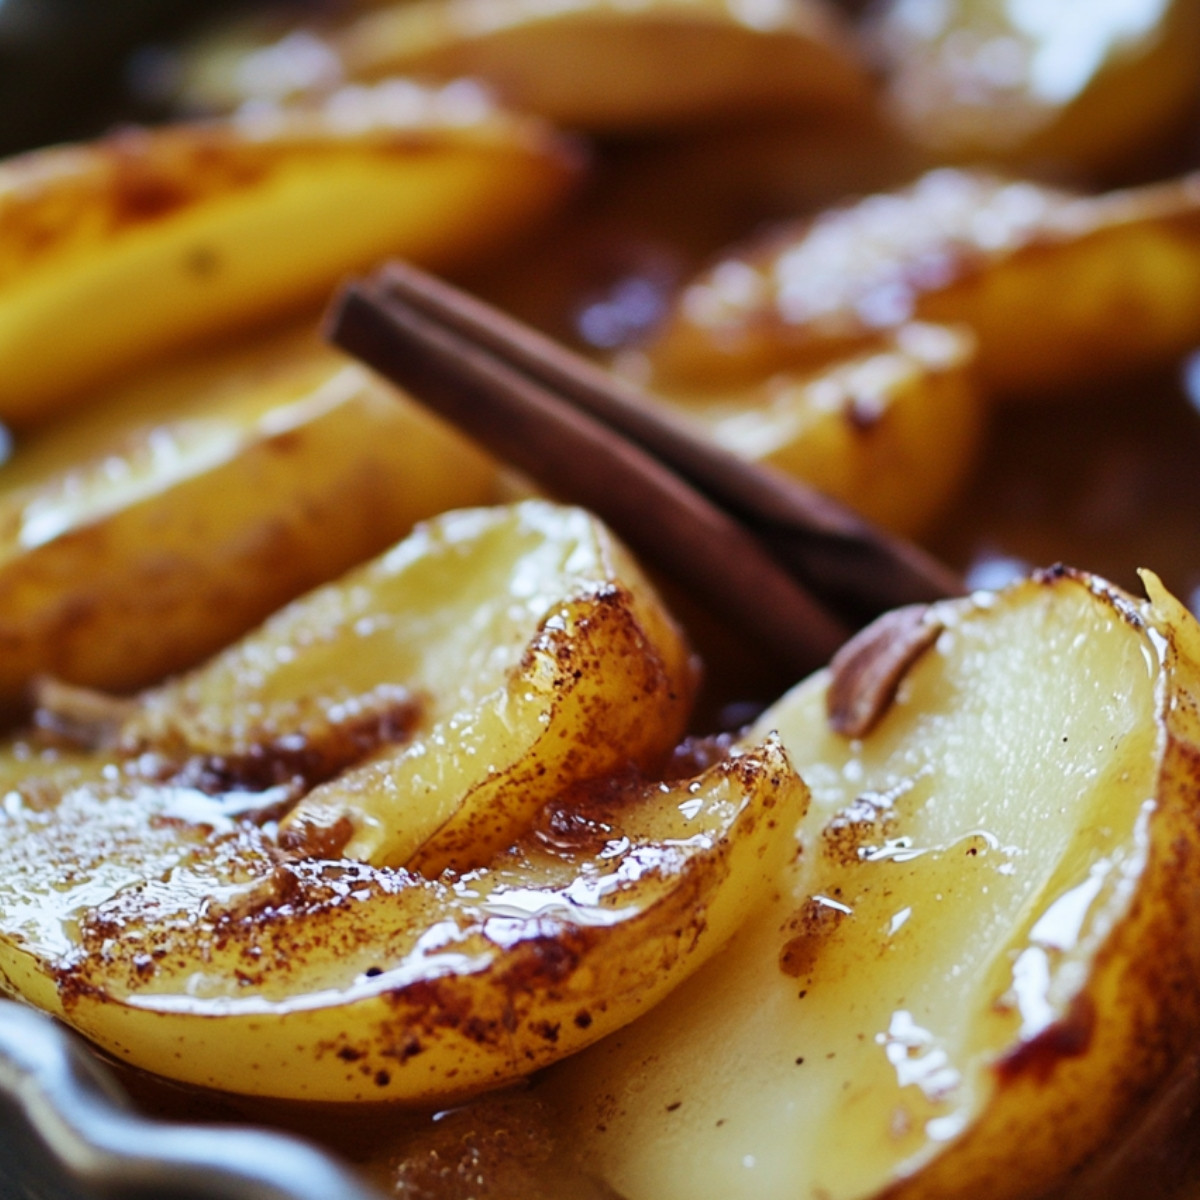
[649,321,980,536]
[0,731,802,1104]
[117,501,695,874]
[173,0,873,132]
[0,78,577,427]
[338,0,874,131]
[867,0,1200,178]
[549,568,1200,1200]
[0,500,797,1103]
[0,325,499,717]
[644,167,1200,400]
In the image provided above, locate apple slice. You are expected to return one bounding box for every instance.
[866,0,1200,177]
[0,500,800,1103]
[644,167,1200,400]
[652,321,980,536]
[0,731,801,1104]
[117,501,695,874]
[337,0,872,130]
[173,0,873,132]
[0,325,499,716]
[550,567,1200,1200]
[0,78,577,427]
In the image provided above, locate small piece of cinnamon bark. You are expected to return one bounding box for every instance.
[825,604,944,738]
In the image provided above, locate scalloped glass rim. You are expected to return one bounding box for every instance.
[0,999,385,1200]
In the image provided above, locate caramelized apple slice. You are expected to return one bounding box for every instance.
[0,326,498,716]
[341,0,873,130]
[551,568,1200,1200]
[867,0,1200,177]
[119,501,694,874]
[645,168,1200,400]
[174,0,873,132]
[652,322,980,536]
[0,499,797,1102]
[0,78,576,426]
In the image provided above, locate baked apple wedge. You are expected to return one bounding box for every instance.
[645,168,1200,400]
[174,0,873,132]
[0,732,800,1104]
[653,321,980,536]
[0,326,498,715]
[0,78,576,426]
[551,567,1200,1200]
[867,0,1200,177]
[335,0,872,131]
[116,501,696,873]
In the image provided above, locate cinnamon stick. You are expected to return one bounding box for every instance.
[375,260,963,621]
[325,262,963,675]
